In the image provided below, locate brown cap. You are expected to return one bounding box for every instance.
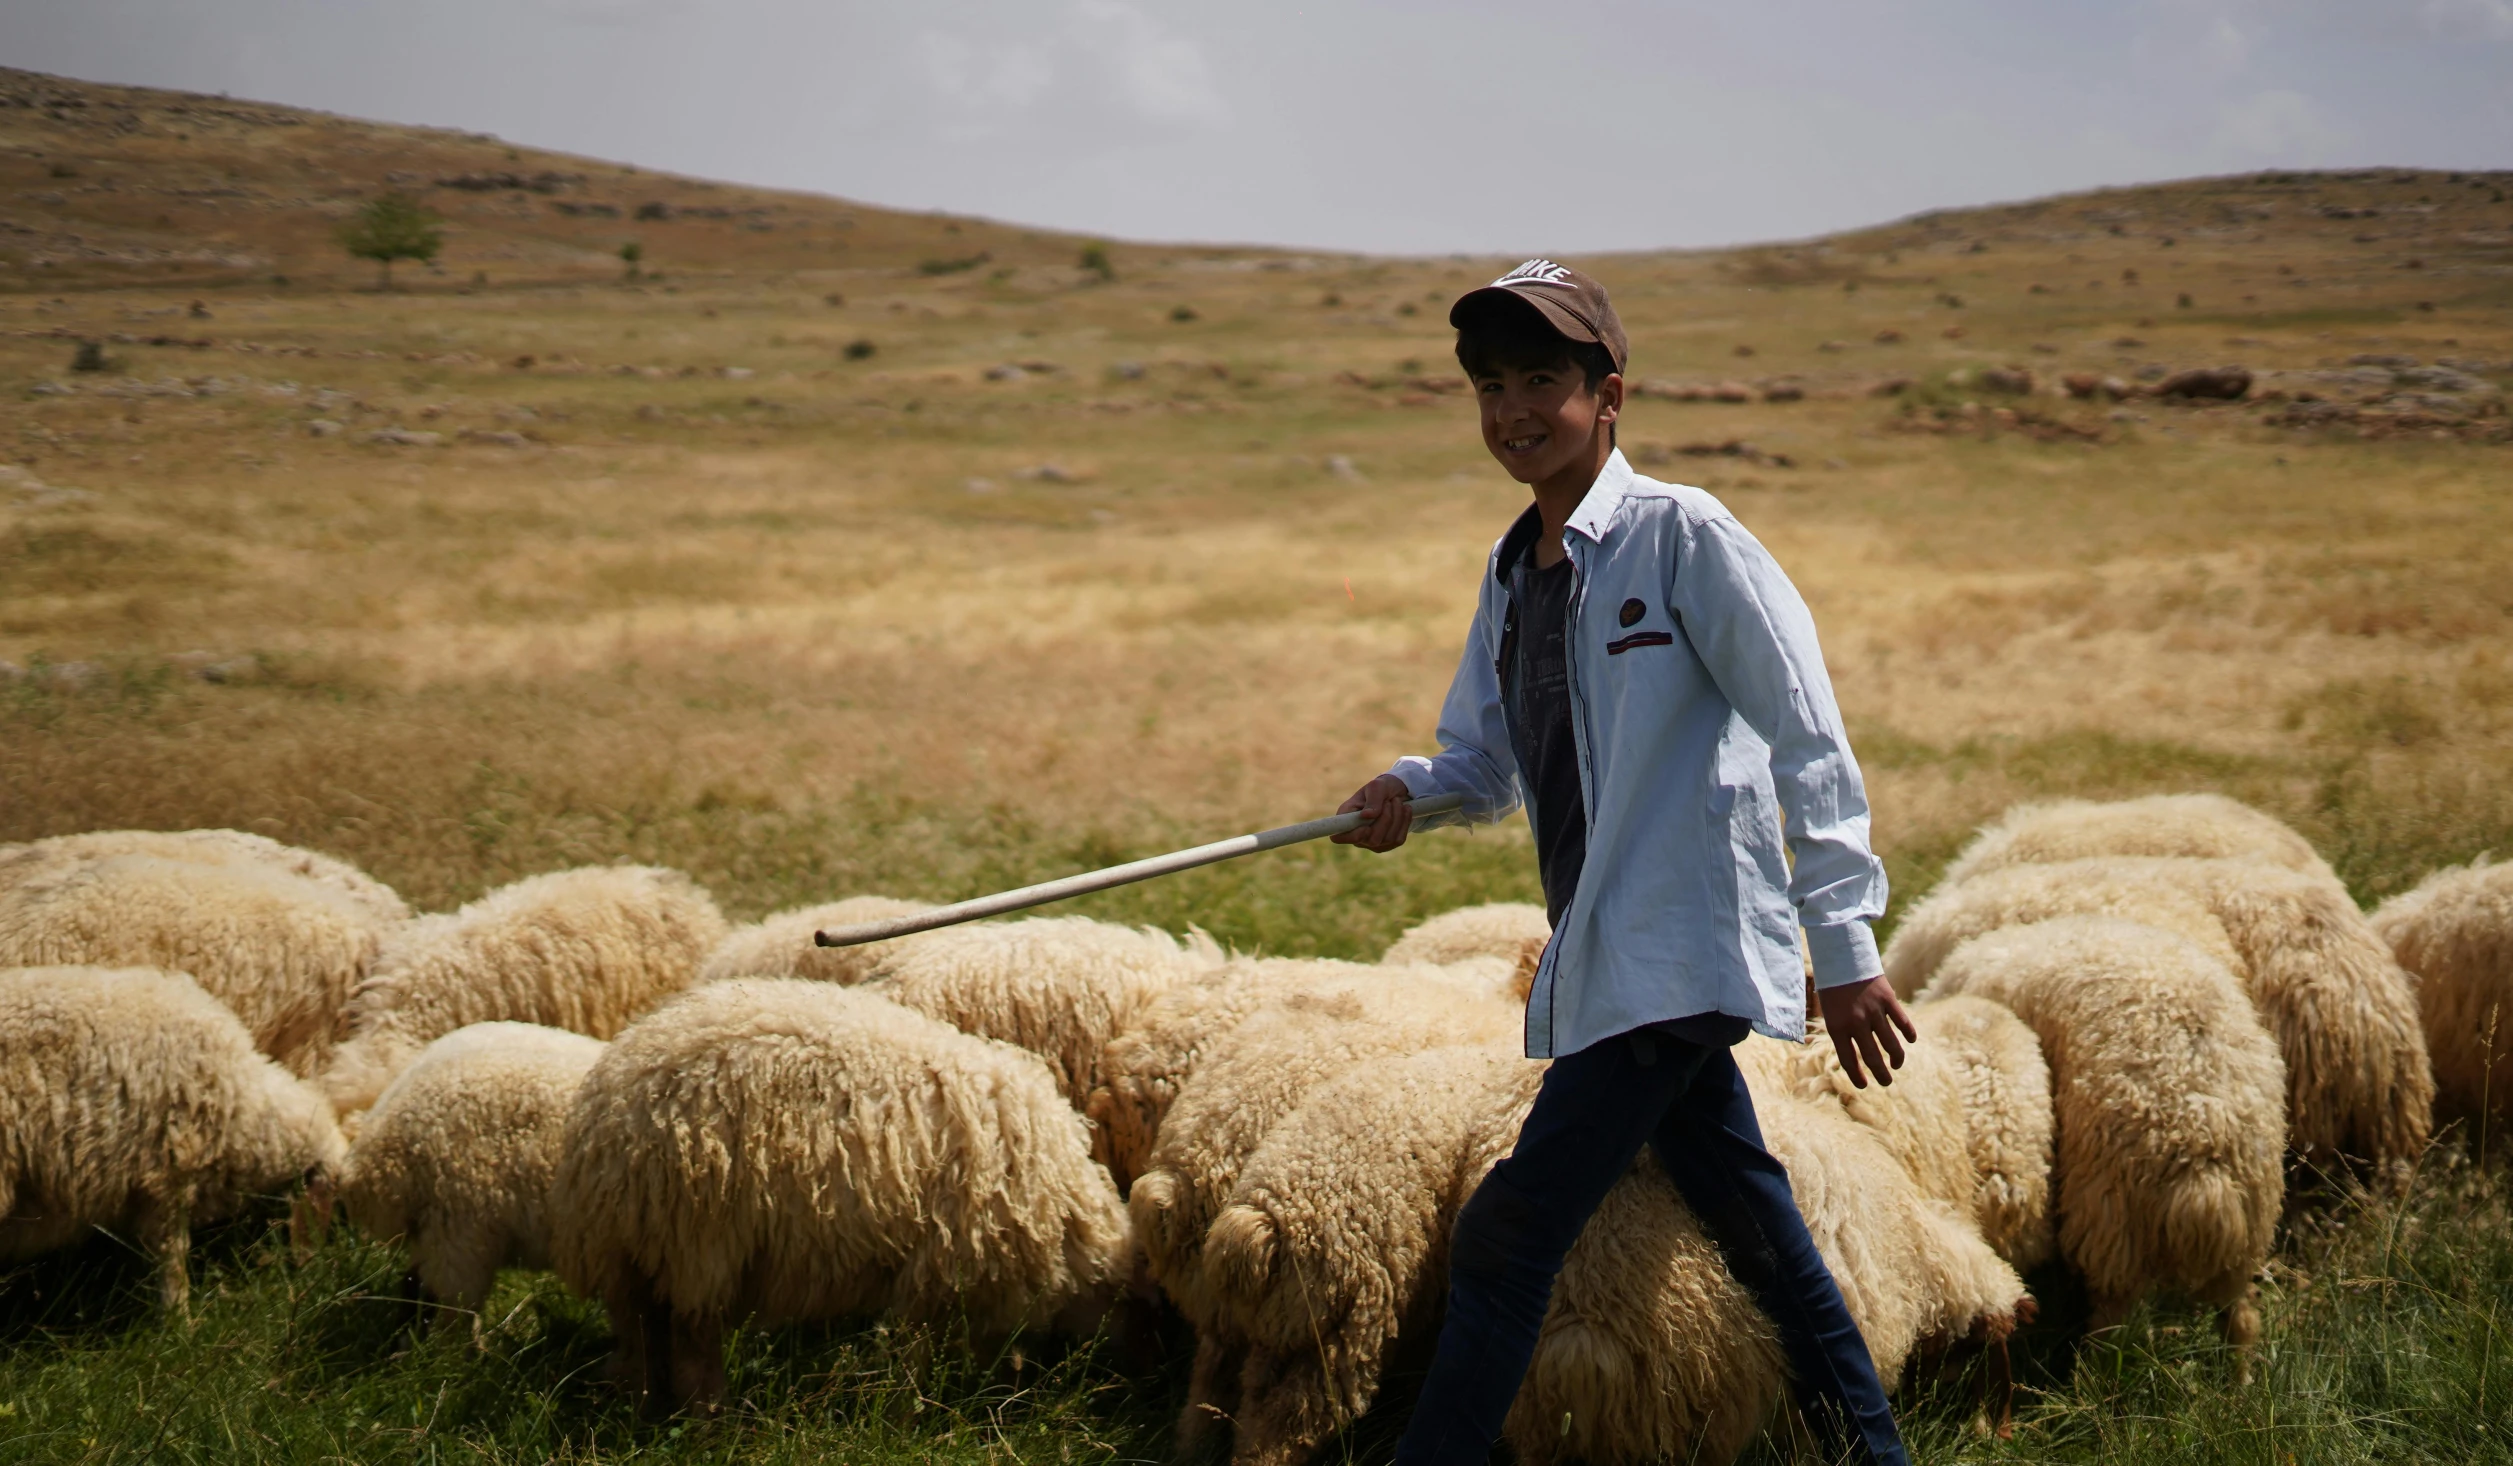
[1449,259,1629,375]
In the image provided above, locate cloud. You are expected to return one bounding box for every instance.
[527,0,685,25]
[2422,0,2513,37]
[1072,0,1227,126]
[917,31,1055,111]
[2212,88,2346,156]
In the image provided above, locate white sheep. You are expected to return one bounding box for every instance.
[1198,1043,1544,1466]
[330,1022,606,1330]
[2373,859,2513,1126]
[1884,854,2431,1176]
[1918,918,2286,1365]
[0,827,411,925]
[549,979,1132,1414]
[1381,901,1551,1003]
[322,865,727,1120]
[1935,794,2333,890]
[1086,956,1380,1193]
[696,894,930,987]
[0,852,390,1076]
[861,914,1222,1111]
[0,964,347,1310]
[1751,995,2056,1271]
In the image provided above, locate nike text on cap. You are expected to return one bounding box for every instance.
[1449,258,1629,376]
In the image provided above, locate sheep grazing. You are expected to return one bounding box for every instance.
[549,980,1132,1414]
[322,865,727,1120]
[1934,794,2332,891]
[1380,901,1551,1003]
[2374,859,2513,1125]
[1197,1044,1544,1466]
[1508,1073,2033,1462]
[1087,956,1382,1192]
[331,1022,606,1330]
[1885,855,2432,1175]
[1753,996,2056,1271]
[0,852,392,1076]
[1130,972,1521,1339]
[0,965,346,1310]
[861,914,1222,1111]
[696,894,930,986]
[1919,918,2286,1362]
[0,827,411,926]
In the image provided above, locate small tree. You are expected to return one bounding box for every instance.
[620,241,643,280]
[1079,242,1114,282]
[337,193,443,289]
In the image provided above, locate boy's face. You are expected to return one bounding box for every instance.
[1471,358,1623,488]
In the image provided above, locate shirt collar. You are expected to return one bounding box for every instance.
[1492,449,1638,586]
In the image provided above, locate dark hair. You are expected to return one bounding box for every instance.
[1454,304,1618,391]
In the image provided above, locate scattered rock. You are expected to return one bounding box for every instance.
[1018,463,1080,484]
[1710,381,1754,403]
[2157,365,2252,400]
[2348,353,2418,369]
[1873,329,1905,344]
[964,477,999,495]
[985,364,1028,382]
[2061,373,2133,401]
[2397,366,2489,394]
[719,366,754,380]
[1760,381,1805,403]
[1325,454,1362,481]
[1870,377,1914,396]
[1975,366,2035,395]
[457,429,533,448]
[1818,340,1847,353]
[366,428,443,447]
[1111,361,1146,381]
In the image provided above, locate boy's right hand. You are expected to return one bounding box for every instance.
[1333,774,1417,852]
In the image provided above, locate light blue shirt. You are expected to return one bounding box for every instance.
[1388,450,1887,1058]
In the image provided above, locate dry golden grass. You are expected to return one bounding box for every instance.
[4,66,2511,958]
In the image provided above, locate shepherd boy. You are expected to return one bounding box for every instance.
[1333,259,1916,1465]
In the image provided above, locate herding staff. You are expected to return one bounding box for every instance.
[813,792,1468,949]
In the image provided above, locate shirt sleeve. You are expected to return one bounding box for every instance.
[1387,572,1522,831]
[1668,511,1889,989]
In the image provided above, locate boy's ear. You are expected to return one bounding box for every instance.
[1595,371,1624,424]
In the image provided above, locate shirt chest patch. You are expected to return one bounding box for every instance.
[1617,597,1646,627]
[1607,596,1670,654]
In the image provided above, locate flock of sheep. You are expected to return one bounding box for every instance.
[3,795,2511,1464]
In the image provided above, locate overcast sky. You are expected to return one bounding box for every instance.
[7,1,2511,254]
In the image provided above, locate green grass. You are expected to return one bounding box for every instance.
[9,1152,2513,1463]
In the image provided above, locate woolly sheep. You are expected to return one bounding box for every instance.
[2374,859,2513,1125]
[1506,1066,2032,1463]
[0,853,389,1076]
[860,914,1221,1112]
[1381,901,1550,1003]
[1935,794,2332,891]
[1753,996,2056,1271]
[1884,855,2431,1174]
[322,865,727,1120]
[1198,1044,1544,1466]
[695,894,930,986]
[331,1022,606,1329]
[1129,972,1521,1340]
[549,979,1132,1414]
[0,827,411,926]
[0,965,346,1310]
[1086,956,1377,1192]
[1918,918,2286,1360]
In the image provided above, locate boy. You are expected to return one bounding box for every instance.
[1332,259,1916,1465]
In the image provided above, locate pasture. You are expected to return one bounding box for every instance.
[4,65,2513,1463]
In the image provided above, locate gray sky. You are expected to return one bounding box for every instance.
[7,1,2511,254]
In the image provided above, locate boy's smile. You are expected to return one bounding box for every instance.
[1474,361,1624,498]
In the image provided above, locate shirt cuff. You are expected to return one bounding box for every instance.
[1805,920,1884,991]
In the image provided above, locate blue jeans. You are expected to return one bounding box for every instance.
[1393,1027,1910,1466]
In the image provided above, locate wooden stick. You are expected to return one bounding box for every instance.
[814,792,1468,948]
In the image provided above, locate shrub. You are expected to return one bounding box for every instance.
[337,193,444,289]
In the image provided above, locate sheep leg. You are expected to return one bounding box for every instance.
[132,1191,193,1317]
[1228,1344,1344,1466]
[639,1289,677,1420]
[668,1311,727,1415]
[1983,1319,2019,1440]
[398,1269,435,1339]
[2218,1288,2262,1386]
[1175,1332,1246,1462]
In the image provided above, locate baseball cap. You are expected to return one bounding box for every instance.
[1449,258,1629,375]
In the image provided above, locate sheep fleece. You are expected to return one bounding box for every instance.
[0,965,346,1299]
[697,895,931,987]
[1921,917,2285,1326]
[1885,855,2431,1170]
[337,1021,607,1310]
[550,980,1130,1335]
[324,865,727,1117]
[1935,794,2331,890]
[2374,858,2513,1124]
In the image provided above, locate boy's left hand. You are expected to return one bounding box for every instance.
[1818,976,1917,1089]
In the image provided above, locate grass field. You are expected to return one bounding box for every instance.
[5,64,2513,1463]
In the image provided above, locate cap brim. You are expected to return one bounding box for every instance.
[1448,284,1604,349]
